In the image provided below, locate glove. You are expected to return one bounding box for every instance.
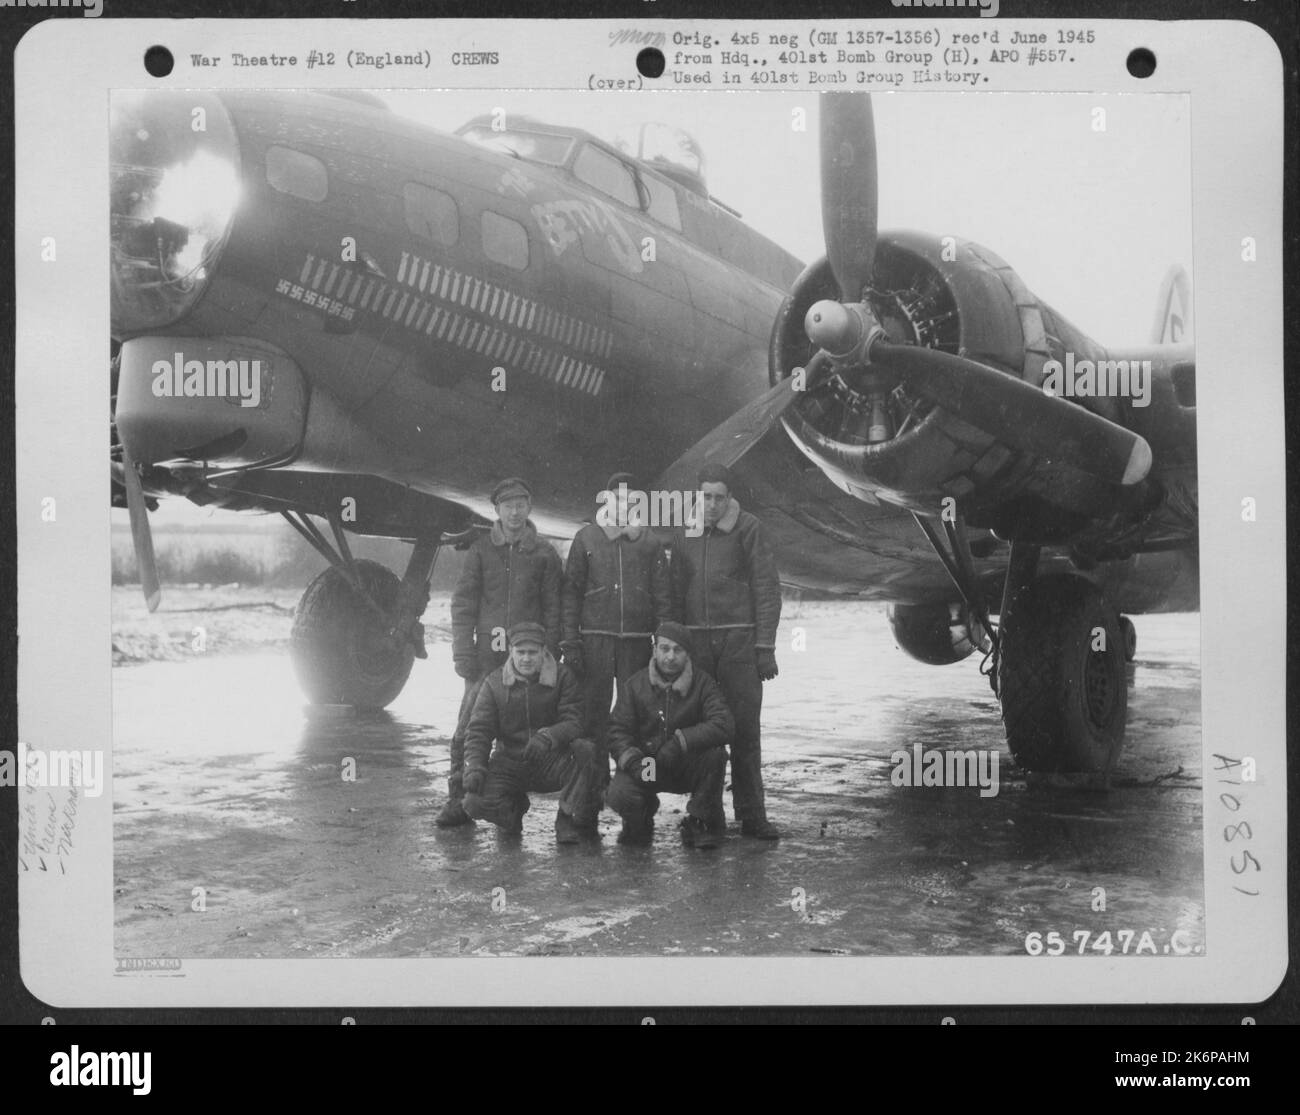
[463,769,485,796]
[523,733,551,764]
[562,642,585,677]
[756,648,779,681]
[454,658,476,681]
[619,747,645,778]
[657,733,683,770]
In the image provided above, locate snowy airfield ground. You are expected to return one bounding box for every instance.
[112,588,1203,960]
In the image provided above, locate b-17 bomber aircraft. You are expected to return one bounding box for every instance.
[110,89,1197,775]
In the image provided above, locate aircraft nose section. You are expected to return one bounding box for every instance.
[111,92,241,335]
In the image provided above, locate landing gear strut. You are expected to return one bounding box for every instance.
[283,511,446,710]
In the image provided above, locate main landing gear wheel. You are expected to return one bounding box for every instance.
[1119,615,1137,662]
[997,575,1127,773]
[290,559,415,710]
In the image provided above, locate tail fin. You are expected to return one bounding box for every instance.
[1149,265,1192,345]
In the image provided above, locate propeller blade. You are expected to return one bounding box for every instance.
[654,373,807,494]
[873,342,1153,488]
[120,447,161,612]
[820,92,878,302]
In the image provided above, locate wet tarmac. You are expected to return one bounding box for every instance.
[113,598,1203,958]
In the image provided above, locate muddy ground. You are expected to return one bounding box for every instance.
[112,588,1203,958]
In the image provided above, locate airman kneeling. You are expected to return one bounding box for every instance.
[462,621,602,844]
[605,621,734,849]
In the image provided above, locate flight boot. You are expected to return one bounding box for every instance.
[555,810,582,845]
[681,814,722,850]
[435,779,472,827]
[740,816,781,840]
[617,807,655,846]
[496,805,524,836]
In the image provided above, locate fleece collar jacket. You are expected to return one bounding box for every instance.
[562,521,671,644]
[670,496,782,648]
[463,654,583,773]
[490,519,540,549]
[451,519,563,672]
[647,657,693,696]
[501,648,559,688]
[599,522,646,541]
[606,659,733,771]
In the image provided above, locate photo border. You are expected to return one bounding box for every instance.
[9,13,1289,1010]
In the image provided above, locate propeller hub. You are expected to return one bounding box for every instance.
[805,299,885,365]
[805,300,861,356]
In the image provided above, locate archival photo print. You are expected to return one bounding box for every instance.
[108,87,1200,961]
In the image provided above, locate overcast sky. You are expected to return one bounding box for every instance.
[384,89,1192,345]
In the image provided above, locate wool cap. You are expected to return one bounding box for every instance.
[491,476,532,505]
[654,620,695,656]
[507,621,547,647]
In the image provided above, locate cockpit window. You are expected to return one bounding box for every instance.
[265,145,328,202]
[461,126,573,166]
[616,123,709,198]
[638,171,682,231]
[482,210,529,271]
[403,183,459,246]
[634,124,706,179]
[572,144,640,209]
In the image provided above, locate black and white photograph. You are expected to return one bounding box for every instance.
[104,85,1206,962]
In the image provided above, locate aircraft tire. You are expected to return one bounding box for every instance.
[290,559,415,710]
[997,575,1127,773]
[1119,615,1137,662]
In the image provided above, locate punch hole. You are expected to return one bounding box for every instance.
[636,48,666,79]
[144,45,175,78]
[1126,48,1155,79]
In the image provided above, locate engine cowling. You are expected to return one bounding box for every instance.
[887,601,990,666]
[770,231,1137,539]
